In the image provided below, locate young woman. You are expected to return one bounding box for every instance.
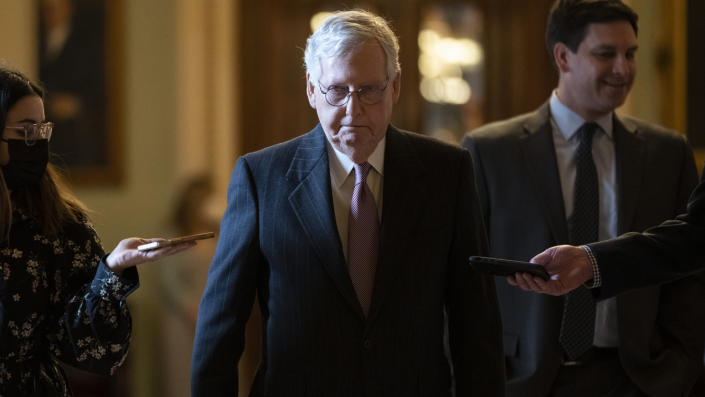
[0,67,192,396]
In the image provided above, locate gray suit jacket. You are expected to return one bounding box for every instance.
[462,102,705,397]
[191,125,505,397]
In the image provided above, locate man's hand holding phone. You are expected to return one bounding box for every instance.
[469,256,550,280]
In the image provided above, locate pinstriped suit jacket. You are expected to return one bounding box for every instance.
[191,124,505,397]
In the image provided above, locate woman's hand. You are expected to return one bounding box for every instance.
[105,237,196,274]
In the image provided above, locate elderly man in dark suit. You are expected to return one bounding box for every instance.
[462,1,705,396]
[190,9,504,397]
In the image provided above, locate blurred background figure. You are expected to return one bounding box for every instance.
[161,175,220,397]
[160,175,262,396]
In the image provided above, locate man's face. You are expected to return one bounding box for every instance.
[556,21,637,120]
[307,39,400,164]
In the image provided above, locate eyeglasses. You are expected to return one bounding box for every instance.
[3,122,54,146]
[318,80,389,107]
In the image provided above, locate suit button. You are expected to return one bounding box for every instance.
[362,339,371,349]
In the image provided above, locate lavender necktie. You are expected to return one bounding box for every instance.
[348,162,379,316]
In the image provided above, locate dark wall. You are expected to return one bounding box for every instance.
[688,0,705,147]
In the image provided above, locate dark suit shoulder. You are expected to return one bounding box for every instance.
[464,111,540,144]
[394,127,468,158]
[618,115,689,144]
[388,128,474,179]
[241,125,325,171]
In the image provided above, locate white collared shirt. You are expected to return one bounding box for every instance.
[328,138,385,260]
[549,91,619,347]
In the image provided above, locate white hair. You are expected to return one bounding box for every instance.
[303,9,401,83]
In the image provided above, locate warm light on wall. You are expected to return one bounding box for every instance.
[310,12,334,32]
[419,29,482,67]
[418,29,482,104]
[420,77,472,105]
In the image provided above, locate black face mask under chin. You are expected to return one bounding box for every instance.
[1,139,49,190]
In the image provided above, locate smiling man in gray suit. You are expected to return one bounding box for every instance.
[463,1,705,396]
[191,9,504,397]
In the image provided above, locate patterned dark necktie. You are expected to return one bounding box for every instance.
[348,162,379,316]
[559,122,599,360]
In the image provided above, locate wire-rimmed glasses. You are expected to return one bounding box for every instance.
[318,80,389,107]
[3,122,54,146]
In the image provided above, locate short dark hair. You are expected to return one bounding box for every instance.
[546,0,638,59]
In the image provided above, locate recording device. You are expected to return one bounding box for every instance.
[469,256,551,281]
[137,232,215,251]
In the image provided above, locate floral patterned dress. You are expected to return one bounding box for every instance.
[0,209,138,396]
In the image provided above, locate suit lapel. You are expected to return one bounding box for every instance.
[367,127,429,322]
[287,125,362,316]
[520,103,570,243]
[613,116,644,234]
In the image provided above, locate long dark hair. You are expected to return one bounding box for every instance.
[0,67,86,241]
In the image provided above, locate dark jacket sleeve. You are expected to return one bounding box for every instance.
[191,157,262,396]
[630,140,705,393]
[447,151,505,396]
[591,159,705,297]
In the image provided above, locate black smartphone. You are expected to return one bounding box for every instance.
[469,256,550,281]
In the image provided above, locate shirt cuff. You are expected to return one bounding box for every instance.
[90,257,140,301]
[580,245,601,288]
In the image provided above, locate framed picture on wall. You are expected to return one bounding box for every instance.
[38,0,123,185]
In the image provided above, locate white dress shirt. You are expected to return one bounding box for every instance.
[549,92,619,347]
[328,138,385,260]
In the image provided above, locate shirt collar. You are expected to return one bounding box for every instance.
[328,136,386,188]
[549,91,613,141]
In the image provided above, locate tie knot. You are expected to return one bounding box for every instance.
[577,122,599,143]
[353,162,372,185]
